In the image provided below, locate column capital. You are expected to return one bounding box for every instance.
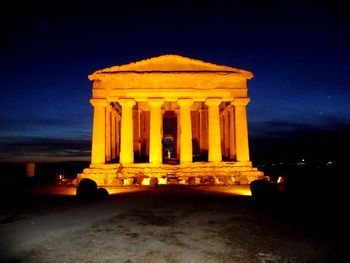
[232,98,250,106]
[177,98,193,107]
[148,98,164,107]
[205,97,222,106]
[90,99,108,107]
[118,98,136,107]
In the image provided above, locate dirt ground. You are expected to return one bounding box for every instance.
[0,186,343,263]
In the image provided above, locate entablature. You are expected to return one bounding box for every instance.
[92,73,247,91]
[95,88,247,102]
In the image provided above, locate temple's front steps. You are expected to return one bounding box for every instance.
[77,162,265,187]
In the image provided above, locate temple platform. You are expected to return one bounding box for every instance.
[77,162,265,187]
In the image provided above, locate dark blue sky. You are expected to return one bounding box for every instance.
[1,0,349,163]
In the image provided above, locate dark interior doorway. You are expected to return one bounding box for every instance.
[163,111,178,164]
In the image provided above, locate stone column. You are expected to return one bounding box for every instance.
[192,110,200,158]
[178,99,193,163]
[220,114,224,156]
[199,107,208,157]
[90,99,107,164]
[111,110,116,160]
[138,110,144,159]
[228,104,236,160]
[137,109,142,158]
[223,109,230,159]
[192,111,199,143]
[206,98,222,162]
[233,98,250,162]
[119,98,136,164]
[175,109,180,160]
[105,105,112,162]
[132,108,139,160]
[149,99,163,164]
[116,113,120,159]
[143,111,150,160]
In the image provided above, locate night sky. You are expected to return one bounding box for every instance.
[1,0,349,164]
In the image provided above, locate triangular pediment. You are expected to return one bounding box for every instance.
[90,55,253,78]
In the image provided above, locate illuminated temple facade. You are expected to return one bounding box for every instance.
[78,55,264,186]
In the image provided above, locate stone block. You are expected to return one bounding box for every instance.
[149,177,158,186]
[123,178,133,186]
[187,177,196,185]
[111,178,123,186]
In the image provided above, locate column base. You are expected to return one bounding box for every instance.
[77,161,265,187]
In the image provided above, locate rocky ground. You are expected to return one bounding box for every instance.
[0,185,344,263]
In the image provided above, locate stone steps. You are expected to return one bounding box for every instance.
[78,162,265,186]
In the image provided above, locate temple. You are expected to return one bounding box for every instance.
[78,55,264,186]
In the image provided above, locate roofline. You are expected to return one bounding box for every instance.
[88,54,254,80]
[88,70,253,81]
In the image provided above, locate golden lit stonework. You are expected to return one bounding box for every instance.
[78,55,264,186]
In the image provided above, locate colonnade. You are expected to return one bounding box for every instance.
[90,97,250,165]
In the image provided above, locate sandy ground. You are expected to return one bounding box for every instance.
[0,186,343,263]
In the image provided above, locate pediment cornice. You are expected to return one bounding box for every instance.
[89,55,253,80]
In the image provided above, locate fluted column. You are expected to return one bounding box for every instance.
[205,98,222,162]
[233,98,250,162]
[90,99,107,164]
[223,109,230,159]
[137,109,142,158]
[119,98,136,164]
[111,110,116,160]
[228,104,236,160]
[116,113,120,159]
[199,107,208,157]
[175,109,180,160]
[149,99,163,164]
[105,105,112,162]
[220,114,224,156]
[178,99,193,163]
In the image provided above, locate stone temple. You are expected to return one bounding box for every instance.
[78,55,264,186]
